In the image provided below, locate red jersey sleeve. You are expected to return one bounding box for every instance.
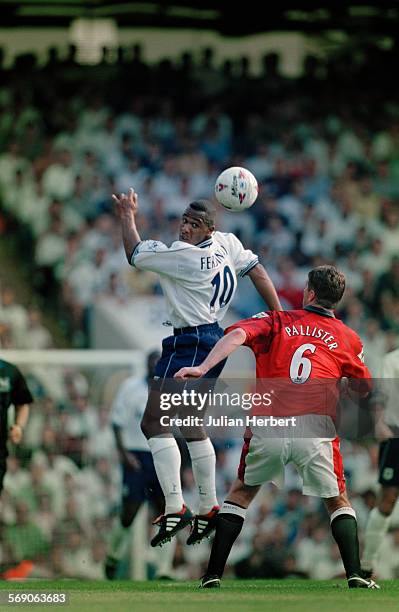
[225,312,274,355]
[342,331,372,394]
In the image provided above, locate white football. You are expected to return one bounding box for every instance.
[214,166,258,212]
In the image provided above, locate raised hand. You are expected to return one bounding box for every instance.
[112,187,139,217]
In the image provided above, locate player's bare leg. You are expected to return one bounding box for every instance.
[324,492,379,589]
[224,478,261,507]
[201,478,260,588]
[105,500,142,579]
[362,485,399,576]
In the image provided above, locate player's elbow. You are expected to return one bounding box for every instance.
[247,263,262,279]
[228,328,247,346]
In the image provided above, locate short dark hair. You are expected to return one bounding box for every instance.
[307,265,346,309]
[186,199,216,228]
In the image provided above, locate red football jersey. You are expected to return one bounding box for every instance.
[226,305,371,418]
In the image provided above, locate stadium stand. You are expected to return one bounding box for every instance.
[0,40,399,580]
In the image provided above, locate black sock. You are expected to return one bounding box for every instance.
[206,507,244,578]
[331,514,361,578]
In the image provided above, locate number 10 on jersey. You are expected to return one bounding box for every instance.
[210,266,236,313]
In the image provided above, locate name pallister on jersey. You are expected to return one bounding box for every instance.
[200,245,228,270]
[284,324,338,350]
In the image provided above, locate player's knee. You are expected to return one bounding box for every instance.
[141,415,164,439]
[140,417,151,439]
[324,492,351,515]
[181,427,207,442]
[227,479,259,508]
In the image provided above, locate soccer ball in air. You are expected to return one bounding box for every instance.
[214,166,258,212]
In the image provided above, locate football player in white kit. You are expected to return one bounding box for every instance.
[105,351,176,580]
[113,187,282,547]
[362,347,399,577]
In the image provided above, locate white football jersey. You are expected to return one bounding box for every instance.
[110,377,150,451]
[378,348,399,428]
[131,231,258,328]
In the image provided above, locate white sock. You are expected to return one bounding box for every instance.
[187,439,218,515]
[362,507,390,571]
[107,519,130,560]
[220,501,247,520]
[330,506,356,523]
[155,537,176,578]
[148,437,184,514]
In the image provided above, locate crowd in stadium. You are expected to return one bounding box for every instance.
[0,42,399,579]
[2,376,399,580]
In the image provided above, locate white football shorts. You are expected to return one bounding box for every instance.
[238,433,345,498]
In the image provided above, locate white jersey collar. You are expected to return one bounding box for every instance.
[196,237,213,248]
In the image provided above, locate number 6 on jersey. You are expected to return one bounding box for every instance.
[290,343,316,384]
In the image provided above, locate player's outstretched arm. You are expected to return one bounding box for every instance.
[248,264,283,311]
[174,328,247,379]
[113,187,142,262]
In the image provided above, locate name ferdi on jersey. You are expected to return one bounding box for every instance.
[200,245,228,270]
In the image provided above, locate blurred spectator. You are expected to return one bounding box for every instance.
[4,500,49,562]
[362,319,386,375]
[42,149,75,200]
[24,307,53,349]
[0,286,28,348]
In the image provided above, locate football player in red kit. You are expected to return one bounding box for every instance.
[175,265,379,590]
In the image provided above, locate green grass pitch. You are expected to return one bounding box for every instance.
[0,579,398,612]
